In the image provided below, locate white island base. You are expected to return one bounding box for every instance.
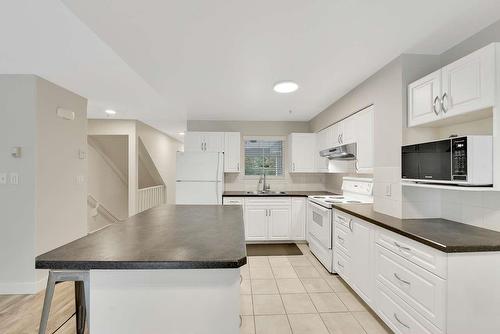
[90,268,240,334]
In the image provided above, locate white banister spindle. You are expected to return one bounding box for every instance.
[137,185,165,213]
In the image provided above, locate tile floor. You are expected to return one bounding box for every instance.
[240,243,393,334]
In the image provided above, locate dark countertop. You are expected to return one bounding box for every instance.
[223,191,337,197]
[36,205,247,270]
[333,203,500,253]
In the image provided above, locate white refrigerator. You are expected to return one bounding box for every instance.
[175,152,224,204]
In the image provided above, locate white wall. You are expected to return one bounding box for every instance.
[88,119,138,215]
[0,75,87,294]
[187,120,326,192]
[0,75,37,293]
[87,140,128,231]
[136,121,182,204]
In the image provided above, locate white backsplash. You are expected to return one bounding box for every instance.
[224,173,326,192]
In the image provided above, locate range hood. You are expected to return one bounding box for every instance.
[320,143,357,160]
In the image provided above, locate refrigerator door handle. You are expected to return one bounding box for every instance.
[216,153,220,204]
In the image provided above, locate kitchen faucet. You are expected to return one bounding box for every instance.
[258,173,270,193]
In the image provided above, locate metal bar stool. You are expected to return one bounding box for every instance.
[38,270,90,334]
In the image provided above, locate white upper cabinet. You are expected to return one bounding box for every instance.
[224,132,241,173]
[203,132,225,152]
[408,70,442,127]
[184,132,224,152]
[315,129,329,172]
[408,43,497,127]
[342,116,356,145]
[441,43,495,118]
[288,133,316,173]
[355,106,374,173]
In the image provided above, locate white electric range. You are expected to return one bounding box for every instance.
[307,177,373,273]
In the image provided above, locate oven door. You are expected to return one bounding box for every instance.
[307,201,332,249]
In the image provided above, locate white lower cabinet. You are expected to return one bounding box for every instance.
[334,210,500,334]
[233,197,307,242]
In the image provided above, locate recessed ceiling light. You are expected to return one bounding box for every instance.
[105,109,116,115]
[273,81,299,93]
[178,132,185,135]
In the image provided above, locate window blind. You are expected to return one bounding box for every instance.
[244,139,283,176]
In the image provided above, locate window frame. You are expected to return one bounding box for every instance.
[243,136,286,179]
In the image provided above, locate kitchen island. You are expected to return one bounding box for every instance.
[36,205,246,334]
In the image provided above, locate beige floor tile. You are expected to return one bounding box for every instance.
[241,315,256,334]
[324,276,349,293]
[251,266,274,279]
[288,313,329,334]
[281,294,317,314]
[294,265,322,278]
[240,295,254,315]
[272,265,298,279]
[254,315,291,334]
[241,265,250,280]
[352,311,391,334]
[336,292,367,312]
[301,278,333,293]
[241,279,252,295]
[249,256,271,267]
[251,279,279,295]
[276,278,307,294]
[309,293,348,313]
[253,295,286,315]
[288,256,312,267]
[269,256,291,267]
[320,312,366,334]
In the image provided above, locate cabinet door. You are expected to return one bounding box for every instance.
[356,106,374,173]
[224,132,241,172]
[289,133,316,173]
[351,218,374,305]
[245,206,268,241]
[342,117,356,145]
[291,198,306,240]
[204,132,224,152]
[442,43,495,119]
[183,132,205,152]
[330,123,340,147]
[407,70,442,127]
[268,207,291,240]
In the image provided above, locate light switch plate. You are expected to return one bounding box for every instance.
[0,173,6,184]
[9,173,19,185]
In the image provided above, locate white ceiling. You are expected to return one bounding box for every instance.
[2,1,500,138]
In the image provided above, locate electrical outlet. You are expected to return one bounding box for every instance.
[9,173,19,185]
[0,173,6,185]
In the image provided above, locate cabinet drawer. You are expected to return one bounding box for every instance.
[334,249,351,283]
[375,228,447,279]
[334,223,351,256]
[335,211,352,230]
[245,198,291,206]
[376,245,446,329]
[223,197,244,205]
[375,281,442,334]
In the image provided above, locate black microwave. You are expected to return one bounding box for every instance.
[401,136,493,186]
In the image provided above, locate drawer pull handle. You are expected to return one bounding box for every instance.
[337,261,344,268]
[394,241,411,252]
[348,219,353,231]
[337,235,345,243]
[394,273,411,285]
[239,315,243,328]
[394,313,410,329]
[240,275,243,285]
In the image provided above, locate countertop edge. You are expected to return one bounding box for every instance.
[332,205,500,253]
[35,256,248,271]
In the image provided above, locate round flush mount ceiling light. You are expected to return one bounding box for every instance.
[178,132,185,136]
[273,81,299,93]
[105,109,116,115]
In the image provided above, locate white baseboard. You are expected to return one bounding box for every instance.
[0,273,47,295]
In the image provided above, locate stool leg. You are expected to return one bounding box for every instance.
[83,272,90,331]
[38,271,56,334]
[75,281,86,334]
